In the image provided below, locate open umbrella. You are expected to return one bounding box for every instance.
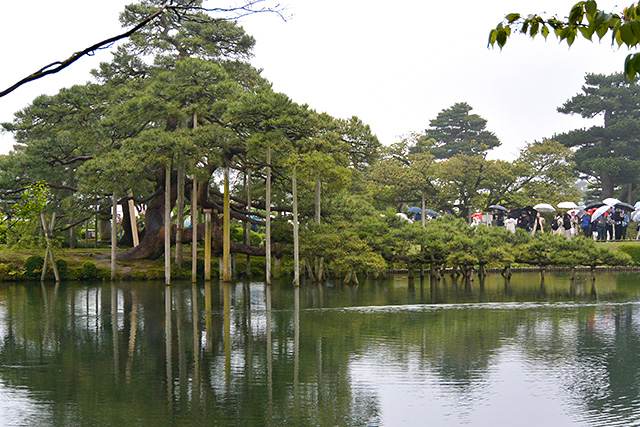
[591,205,612,222]
[603,197,621,206]
[635,201,640,209]
[585,201,605,210]
[407,206,421,214]
[614,202,635,212]
[488,204,508,212]
[424,209,439,218]
[557,201,578,209]
[533,203,555,213]
[633,210,640,223]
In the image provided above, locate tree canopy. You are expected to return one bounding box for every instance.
[412,102,500,159]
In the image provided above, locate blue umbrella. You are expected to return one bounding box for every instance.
[407,206,422,214]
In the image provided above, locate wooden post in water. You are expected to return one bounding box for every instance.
[111,193,117,280]
[223,163,231,282]
[191,176,198,283]
[265,147,272,285]
[204,209,212,281]
[164,166,171,286]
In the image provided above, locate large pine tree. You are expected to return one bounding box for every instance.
[412,102,500,159]
[555,73,640,201]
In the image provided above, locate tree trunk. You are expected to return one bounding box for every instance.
[117,167,272,262]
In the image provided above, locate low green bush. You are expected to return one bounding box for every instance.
[24,255,44,279]
[617,244,640,265]
[80,261,98,279]
[0,263,22,281]
[55,258,68,280]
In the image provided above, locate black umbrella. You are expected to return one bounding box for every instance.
[488,204,508,212]
[584,201,605,210]
[614,201,635,211]
[424,209,439,218]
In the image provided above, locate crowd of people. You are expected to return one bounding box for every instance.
[490,206,634,241]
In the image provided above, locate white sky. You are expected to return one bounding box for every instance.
[0,0,630,160]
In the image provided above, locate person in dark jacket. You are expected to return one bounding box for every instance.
[517,211,531,231]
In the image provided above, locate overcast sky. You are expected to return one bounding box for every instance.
[0,0,629,160]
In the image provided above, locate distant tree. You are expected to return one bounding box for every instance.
[554,73,640,200]
[412,102,500,159]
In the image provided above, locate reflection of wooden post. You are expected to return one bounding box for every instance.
[111,193,117,280]
[165,286,173,407]
[40,212,60,282]
[204,209,212,281]
[223,164,231,282]
[293,286,300,397]
[191,177,198,283]
[266,285,273,410]
[191,283,200,394]
[127,190,139,247]
[224,282,231,387]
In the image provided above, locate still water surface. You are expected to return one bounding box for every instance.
[0,272,640,426]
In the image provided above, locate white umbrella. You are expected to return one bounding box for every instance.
[533,203,555,213]
[603,197,621,206]
[591,205,612,222]
[557,201,578,209]
[632,209,640,223]
[635,201,640,209]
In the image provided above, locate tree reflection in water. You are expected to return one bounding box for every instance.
[0,273,638,425]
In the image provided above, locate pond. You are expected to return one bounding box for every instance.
[1,272,640,426]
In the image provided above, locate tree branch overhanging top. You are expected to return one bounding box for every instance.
[0,0,289,99]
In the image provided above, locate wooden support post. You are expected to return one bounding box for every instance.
[223,164,231,282]
[265,147,272,285]
[127,190,139,247]
[292,167,300,287]
[164,166,171,286]
[245,168,252,278]
[175,168,185,264]
[111,193,117,280]
[191,176,198,283]
[40,212,60,282]
[204,209,212,281]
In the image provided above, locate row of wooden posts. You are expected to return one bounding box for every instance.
[40,146,306,286]
[105,147,299,287]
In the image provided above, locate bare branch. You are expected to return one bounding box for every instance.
[0,3,170,98]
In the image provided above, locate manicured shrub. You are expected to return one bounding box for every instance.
[24,255,44,279]
[80,261,98,279]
